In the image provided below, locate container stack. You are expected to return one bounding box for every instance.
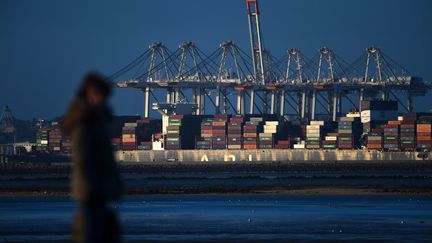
[322,132,338,149]
[243,117,262,149]
[197,118,213,149]
[338,117,362,149]
[383,121,400,151]
[135,119,153,143]
[165,115,183,150]
[275,140,290,149]
[227,115,243,150]
[416,120,432,151]
[36,128,49,152]
[49,122,62,153]
[399,114,416,151]
[367,127,384,150]
[122,122,137,151]
[306,121,324,149]
[259,120,278,149]
[361,100,398,133]
[293,140,306,149]
[152,133,165,150]
[212,114,227,150]
[196,140,211,150]
[134,119,153,150]
[111,138,121,151]
[137,142,152,150]
[61,136,73,154]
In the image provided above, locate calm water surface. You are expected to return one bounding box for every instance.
[0,194,431,242]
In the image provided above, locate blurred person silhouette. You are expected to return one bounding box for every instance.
[62,72,122,243]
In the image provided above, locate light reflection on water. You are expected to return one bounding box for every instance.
[0,194,431,242]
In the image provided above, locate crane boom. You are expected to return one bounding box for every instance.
[246,0,265,85]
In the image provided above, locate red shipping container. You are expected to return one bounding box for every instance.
[170,114,184,119]
[167,125,180,130]
[230,117,244,123]
[277,140,290,145]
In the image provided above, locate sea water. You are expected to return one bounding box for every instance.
[0,194,431,242]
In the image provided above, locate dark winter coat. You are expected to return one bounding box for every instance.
[63,99,121,202]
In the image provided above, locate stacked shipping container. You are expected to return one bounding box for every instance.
[383,121,400,151]
[306,121,324,149]
[62,136,72,154]
[36,128,49,152]
[243,117,262,149]
[400,113,416,151]
[227,115,243,149]
[416,118,432,151]
[197,118,212,149]
[361,100,398,133]
[122,122,137,151]
[48,122,62,153]
[367,126,384,150]
[165,115,183,150]
[212,114,228,150]
[259,120,278,149]
[322,132,338,149]
[111,138,122,151]
[338,117,361,149]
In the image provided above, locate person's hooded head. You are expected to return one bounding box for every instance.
[76,72,112,108]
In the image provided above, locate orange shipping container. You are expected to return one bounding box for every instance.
[122,137,136,143]
[417,124,432,133]
[243,133,257,138]
[388,121,401,125]
[417,136,432,141]
[368,144,382,149]
[212,121,226,126]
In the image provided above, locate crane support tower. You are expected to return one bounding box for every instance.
[0,106,16,144]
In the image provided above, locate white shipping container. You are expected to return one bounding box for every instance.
[259,133,273,137]
[307,124,321,129]
[41,140,48,145]
[263,125,277,130]
[361,114,371,123]
[346,112,360,118]
[361,110,371,118]
[293,144,305,149]
[152,140,164,151]
[265,121,279,125]
[162,115,169,135]
[124,123,138,127]
[362,110,398,123]
[339,117,355,122]
[310,121,325,126]
[325,136,337,141]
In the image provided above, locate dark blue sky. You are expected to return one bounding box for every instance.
[1,0,432,119]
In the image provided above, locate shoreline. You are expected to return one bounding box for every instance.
[2,160,432,197]
[1,185,432,197]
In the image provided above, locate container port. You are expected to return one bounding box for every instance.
[25,104,432,160]
[1,0,431,162]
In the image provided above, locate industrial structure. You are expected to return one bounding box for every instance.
[0,106,16,144]
[110,0,430,123]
